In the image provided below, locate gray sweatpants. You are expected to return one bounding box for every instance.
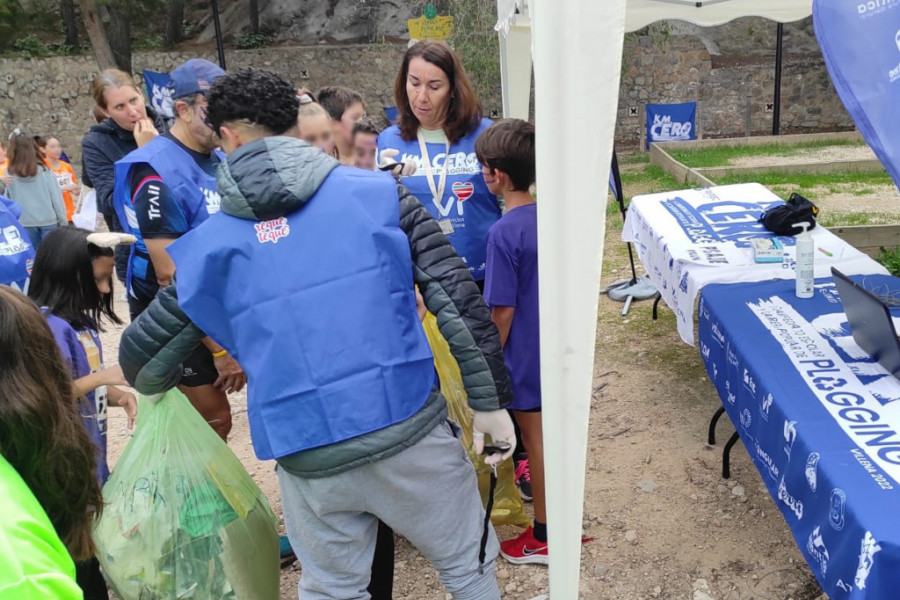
[277,421,501,600]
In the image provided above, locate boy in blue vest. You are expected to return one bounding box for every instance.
[476,119,547,564]
[113,58,244,442]
[118,68,517,600]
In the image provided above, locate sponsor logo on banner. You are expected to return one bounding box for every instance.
[255,217,290,244]
[740,408,752,432]
[855,531,882,590]
[836,580,853,593]
[726,343,739,367]
[748,296,900,487]
[25,257,33,274]
[760,393,773,420]
[755,441,780,480]
[777,476,804,519]
[649,113,693,143]
[858,0,899,17]
[888,28,900,82]
[743,368,757,396]
[712,363,718,380]
[700,342,711,360]
[203,188,221,215]
[711,322,725,347]
[784,420,798,460]
[806,452,821,492]
[725,380,736,405]
[829,488,846,531]
[700,298,710,321]
[807,526,830,576]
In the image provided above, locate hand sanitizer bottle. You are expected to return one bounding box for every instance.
[793,222,813,298]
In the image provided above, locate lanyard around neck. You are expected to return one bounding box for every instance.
[417,129,451,211]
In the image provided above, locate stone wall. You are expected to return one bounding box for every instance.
[0,44,408,175]
[616,17,855,146]
[0,18,858,173]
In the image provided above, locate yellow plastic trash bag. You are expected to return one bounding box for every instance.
[423,313,531,528]
[94,389,280,600]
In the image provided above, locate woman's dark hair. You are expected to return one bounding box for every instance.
[394,41,482,144]
[206,68,301,136]
[28,227,120,332]
[475,119,536,191]
[0,286,104,561]
[7,132,43,178]
[316,86,364,121]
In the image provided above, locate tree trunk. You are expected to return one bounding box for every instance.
[104,0,132,73]
[77,0,117,70]
[165,0,185,46]
[249,0,260,35]
[61,0,79,49]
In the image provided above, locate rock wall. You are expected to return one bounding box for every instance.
[0,44,408,175]
[0,17,857,177]
[617,17,854,145]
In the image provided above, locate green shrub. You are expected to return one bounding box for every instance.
[878,246,900,277]
[14,34,52,58]
[235,32,268,49]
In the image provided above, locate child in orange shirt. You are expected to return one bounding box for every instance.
[39,136,79,223]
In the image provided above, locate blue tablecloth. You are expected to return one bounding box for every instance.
[698,275,900,599]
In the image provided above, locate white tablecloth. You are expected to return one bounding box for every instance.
[622,183,888,345]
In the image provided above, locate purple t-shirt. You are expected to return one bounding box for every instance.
[483,203,541,411]
[44,313,110,484]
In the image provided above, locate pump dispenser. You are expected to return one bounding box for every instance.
[793,221,813,298]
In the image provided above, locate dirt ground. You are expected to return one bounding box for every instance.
[96,151,900,599]
[728,145,876,168]
[100,224,834,600]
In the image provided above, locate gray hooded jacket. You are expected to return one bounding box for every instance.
[118,136,512,478]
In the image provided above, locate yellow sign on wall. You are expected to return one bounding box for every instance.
[407,14,454,41]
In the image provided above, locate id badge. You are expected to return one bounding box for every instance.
[439,220,455,235]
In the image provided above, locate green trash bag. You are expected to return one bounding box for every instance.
[94,390,280,600]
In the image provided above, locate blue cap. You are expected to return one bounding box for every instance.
[168,59,225,99]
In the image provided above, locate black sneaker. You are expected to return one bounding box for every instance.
[515,457,533,502]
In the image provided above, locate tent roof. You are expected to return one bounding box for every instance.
[624,0,813,32]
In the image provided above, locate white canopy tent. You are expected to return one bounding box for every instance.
[507,0,814,597]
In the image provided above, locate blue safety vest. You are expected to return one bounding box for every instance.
[0,195,35,293]
[377,119,500,281]
[112,136,223,291]
[167,166,436,460]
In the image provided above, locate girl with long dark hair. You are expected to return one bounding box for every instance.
[28,226,138,599]
[0,285,103,597]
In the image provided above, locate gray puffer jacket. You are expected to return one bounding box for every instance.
[118,136,512,478]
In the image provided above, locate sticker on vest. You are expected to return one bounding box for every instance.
[255,217,291,244]
[202,188,221,215]
[439,220,455,235]
[0,225,28,256]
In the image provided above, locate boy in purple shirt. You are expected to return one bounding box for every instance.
[477,119,546,564]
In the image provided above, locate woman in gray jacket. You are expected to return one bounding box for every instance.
[5,132,67,248]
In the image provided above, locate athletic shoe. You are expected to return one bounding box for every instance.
[500,526,549,565]
[515,457,533,502]
[279,534,297,568]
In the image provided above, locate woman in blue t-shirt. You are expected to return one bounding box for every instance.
[378,41,500,286]
[28,227,138,600]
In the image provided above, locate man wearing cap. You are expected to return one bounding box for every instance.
[113,58,244,441]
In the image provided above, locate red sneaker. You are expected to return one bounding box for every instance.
[500,526,549,565]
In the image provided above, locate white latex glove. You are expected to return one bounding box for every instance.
[378,148,418,179]
[472,409,516,466]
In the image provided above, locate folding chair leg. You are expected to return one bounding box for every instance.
[722,432,740,479]
[651,293,662,320]
[708,406,726,445]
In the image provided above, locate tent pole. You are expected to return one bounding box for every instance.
[772,22,784,136]
[211,0,227,70]
[611,149,638,285]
